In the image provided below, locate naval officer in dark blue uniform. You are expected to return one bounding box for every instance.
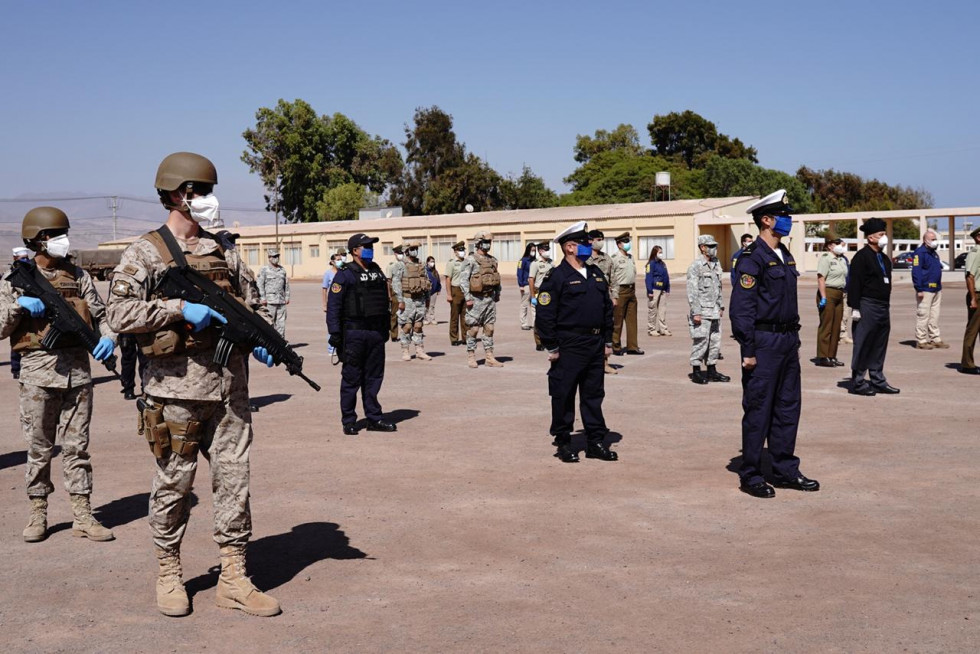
[730,190,819,498]
[534,221,617,463]
[327,233,397,435]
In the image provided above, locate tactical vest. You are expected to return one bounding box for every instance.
[468,253,501,293]
[343,263,390,319]
[11,263,93,352]
[135,230,240,359]
[403,260,431,295]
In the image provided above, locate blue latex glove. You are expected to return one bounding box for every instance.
[182,302,227,332]
[818,297,827,309]
[531,296,537,306]
[17,296,45,317]
[252,346,274,367]
[92,337,114,361]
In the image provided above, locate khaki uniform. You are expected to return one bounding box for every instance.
[391,259,430,347]
[686,256,724,366]
[460,252,500,352]
[962,250,980,369]
[528,257,554,347]
[256,264,289,336]
[106,233,266,551]
[587,249,618,299]
[445,258,466,342]
[610,250,638,351]
[816,252,848,359]
[0,264,115,498]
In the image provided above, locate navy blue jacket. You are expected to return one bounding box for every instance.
[730,238,800,359]
[730,247,746,285]
[426,266,442,293]
[644,259,670,294]
[517,256,532,287]
[911,244,942,293]
[534,259,614,350]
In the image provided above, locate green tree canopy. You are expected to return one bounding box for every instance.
[647,110,758,168]
[700,156,814,213]
[562,149,702,205]
[241,98,402,222]
[501,165,560,209]
[795,166,933,213]
[573,124,643,164]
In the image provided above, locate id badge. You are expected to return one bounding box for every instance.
[883,277,890,284]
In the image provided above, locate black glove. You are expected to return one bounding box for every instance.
[328,334,342,349]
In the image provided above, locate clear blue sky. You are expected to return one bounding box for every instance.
[2,0,978,212]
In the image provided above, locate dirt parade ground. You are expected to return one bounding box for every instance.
[0,273,976,653]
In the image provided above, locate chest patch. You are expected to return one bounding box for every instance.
[538,292,552,306]
[331,283,342,294]
[740,274,757,290]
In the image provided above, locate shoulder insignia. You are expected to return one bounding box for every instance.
[111,279,133,297]
[913,256,919,266]
[122,264,140,276]
[741,243,757,256]
[739,274,757,289]
[331,282,342,294]
[538,292,551,306]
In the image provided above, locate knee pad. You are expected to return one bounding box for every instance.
[484,323,494,337]
[467,327,479,339]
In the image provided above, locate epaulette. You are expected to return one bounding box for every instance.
[741,242,757,257]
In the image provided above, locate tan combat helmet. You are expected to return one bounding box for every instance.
[473,231,493,242]
[22,206,70,241]
[402,240,422,255]
[155,152,217,210]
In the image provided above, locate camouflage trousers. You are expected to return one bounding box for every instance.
[397,296,427,345]
[465,295,497,352]
[689,316,722,366]
[20,382,94,498]
[148,390,252,551]
[267,303,287,337]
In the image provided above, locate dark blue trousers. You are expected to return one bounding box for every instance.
[340,329,386,425]
[851,297,890,387]
[548,333,608,443]
[739,331,802,485]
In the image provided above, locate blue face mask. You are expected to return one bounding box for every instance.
[773,216,793,237]
[360,247,374,262]
[576,243,593,259]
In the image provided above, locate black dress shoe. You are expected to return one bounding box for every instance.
[555,444,579,463]
[249,403,260,412]
[831,358,846,367]
[625,349,645,355]
[366,420,397,432]
[706,368,730,382]
[585,442,618,461]
[343,423,359,435]
[12,372,19,380]
[849,384,875,396]
[872,383,900,394]
[551,435,569,447]
[739,482,775,498]
[123,390,137,401]
[959,366,980,375]
[691,370,709,385]
[612,349,624,356]
[814,358,835,368]
[772,475,820,492]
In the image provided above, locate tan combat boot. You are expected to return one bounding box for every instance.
[401,345,412,361]
[156,548,190,617]
[484,350,504,367]
[70,493,114,541]
[415,343,432,361]
[23,497,48,542]
[216,545,281,617]
[466,351,479,368]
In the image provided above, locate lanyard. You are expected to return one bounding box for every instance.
[876,252,887,277]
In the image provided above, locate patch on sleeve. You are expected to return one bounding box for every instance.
[330,282,342,294]
[538,292,551,306]
[739,274,757,290]
[121,264,140,276]
[111,280,133,297]
[913,256,919,266]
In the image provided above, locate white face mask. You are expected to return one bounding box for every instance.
[427,261,435,268]
[529,249,536,258]
[832,244,846,255]
[407,249,418,258]
[593,240,604,252]
[455,250,465,259]
[540,250,551,260]
[876,235,889,248]
[396,254,404,261]
[705,246,718,258]
[925,239,938,250]
[45,234,71,258]
[183,193,220,224]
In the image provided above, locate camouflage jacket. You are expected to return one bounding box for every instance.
[257,264,290,304]
[686,256,725,319]
[105,231,266,401]
[0,264,115,389]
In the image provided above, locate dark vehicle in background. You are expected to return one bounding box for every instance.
[892,250,950,271]
[956,252,968,269]
[69,249,123,280]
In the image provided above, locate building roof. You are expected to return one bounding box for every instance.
[99,197,755,246]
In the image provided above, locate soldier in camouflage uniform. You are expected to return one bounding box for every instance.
[390,241,432,361]
[106,152,280,618]
[256,249,289,337]
[460,231,504,368]
[386,245,403,342]
[686,234,730,384]
[586,229,620,374]
[0,207,116,544]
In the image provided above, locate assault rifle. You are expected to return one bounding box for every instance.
[7,260,120,378]
[154,266,321,392]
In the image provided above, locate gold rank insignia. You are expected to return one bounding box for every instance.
[331,282,342,293]
[739,274,757,289]
[538,292,551,306]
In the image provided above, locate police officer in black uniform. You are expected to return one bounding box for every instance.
[118,334,147,400]
[327,233,397,436]
[535,221,617,464]
[730,190,819,498]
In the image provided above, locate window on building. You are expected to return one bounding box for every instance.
[430,236,455,263]
[243,246,259,266]
[401,236,426,260]
[492,232,521,261]
[382,242,394,256]
[309,244,320,259]
[284,243,302,266]
[326,240,346,257]
[638,235,675,260]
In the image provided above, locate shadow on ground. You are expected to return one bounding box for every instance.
[386,408,420,425]
[184,521,370,597]
[251,394,292,409]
